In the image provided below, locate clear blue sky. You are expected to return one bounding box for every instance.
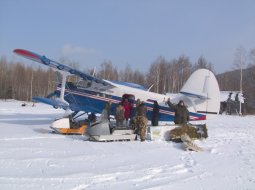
[1,0,255,73]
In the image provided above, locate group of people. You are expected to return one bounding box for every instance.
[98,98,148,141]
[100,97,189,141]
[147,98,190,126]
[114,98,148,141]
[115,98,133,127]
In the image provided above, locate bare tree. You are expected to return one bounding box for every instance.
[98,60,118,80]
[234,46,247,69]
[233,46,247,115]
[193,56,214,72]
[248,48,255,67]
[146,57,164,93]
[120,64,133,82]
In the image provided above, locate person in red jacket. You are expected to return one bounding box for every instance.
[123,98,132,127]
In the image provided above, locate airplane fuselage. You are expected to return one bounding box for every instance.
[54,80,206,122]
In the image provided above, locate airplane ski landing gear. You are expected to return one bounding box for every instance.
[50,117,87,135]
[50,115,136,141]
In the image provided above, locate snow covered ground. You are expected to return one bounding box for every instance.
[0,100,255,190]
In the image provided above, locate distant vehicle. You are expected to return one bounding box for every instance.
[14,49,220,122]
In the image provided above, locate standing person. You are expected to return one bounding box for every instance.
[235,93,239,102]
[166,98,189,125]
[115,103,125,127]
[100,101,112,122]
[129,96,136,119]
[135,101,148,141]
[151,101,159,126]
[123,98,132,127]
[130,98,141,131]
[135,99,141,112]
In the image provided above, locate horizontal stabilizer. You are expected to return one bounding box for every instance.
[33,97,69,109]
[179,91,208,99]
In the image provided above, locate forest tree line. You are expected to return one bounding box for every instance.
[0,55,213,101]
[0,57,56,101]
[0,46,254,112]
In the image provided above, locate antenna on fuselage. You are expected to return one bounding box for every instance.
[92,66,96,77]
[147,84,154,92]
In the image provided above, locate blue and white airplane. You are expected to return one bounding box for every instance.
[14,49,220,122]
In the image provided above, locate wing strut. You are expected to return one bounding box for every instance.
[60,72,68,103]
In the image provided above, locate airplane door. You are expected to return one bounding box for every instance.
[122,94,135,104]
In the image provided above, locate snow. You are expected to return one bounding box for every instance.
[1,100,255,190]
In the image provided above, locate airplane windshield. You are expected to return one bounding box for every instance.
[76,80,92,89]
[122,94,135,104]
[66,82,77,89]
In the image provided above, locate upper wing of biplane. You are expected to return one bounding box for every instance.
[13,49,114,88]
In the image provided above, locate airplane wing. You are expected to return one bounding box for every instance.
[32,97,69,109]
[13,49,113,87]
[32,97,101,113]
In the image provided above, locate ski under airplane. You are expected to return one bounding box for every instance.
[13,49,220,123]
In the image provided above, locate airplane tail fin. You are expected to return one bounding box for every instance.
[180,69,220,114]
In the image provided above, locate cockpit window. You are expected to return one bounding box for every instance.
[66,82,77,89]
[77,80,91,89]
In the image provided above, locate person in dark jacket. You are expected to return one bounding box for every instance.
[166,98,189,124]
[151,101,159,126]
[134,101,148,141]
[100,101,112,122]
[115,103,125,127]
